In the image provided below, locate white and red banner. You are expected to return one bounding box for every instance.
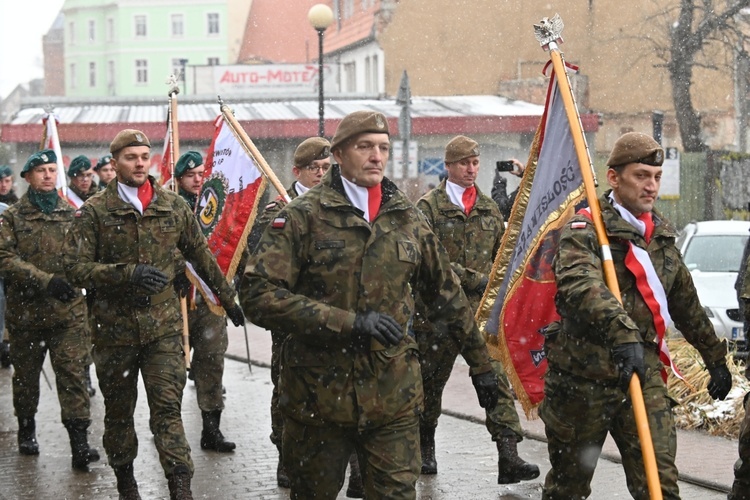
[476,68,586,416]
[159,118,174,188]
[190,115,267,311]
[40,113,68,196]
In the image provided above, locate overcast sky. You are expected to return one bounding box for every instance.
[0,0,65,100]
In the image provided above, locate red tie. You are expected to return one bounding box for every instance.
[637,211,654,243]
[367,184,382,222]
[462,186,477,214]
[138,181,154,212]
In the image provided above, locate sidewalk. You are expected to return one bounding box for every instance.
[227,321,738,496]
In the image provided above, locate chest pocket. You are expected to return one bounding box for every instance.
[159,217,177,233]
[397,240,419,264]
[311,239,346,267]
[481,216,496,231]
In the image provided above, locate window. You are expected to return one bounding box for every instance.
[89,62,96,87]
[207,13,219,35]
[135,59,148,84]
[343,0,354,19]
[106,18,114,42]
[69,21,75,44]
[171,58,183,78]
[171,14,184,37]
[343,61,356,92]
[207,57,219,66]
[134,15,147,37]
[107,60,115,95]
[70,63,76,89]
[88,20,95,42]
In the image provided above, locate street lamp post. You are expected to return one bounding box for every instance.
[308,4,334,137]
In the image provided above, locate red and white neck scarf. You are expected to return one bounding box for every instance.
[581,198,683,382]
[117,181,154,215]
[446,180,476,214]
[341,176,381,222]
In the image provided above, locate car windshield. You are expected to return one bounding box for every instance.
[682,234,748,273]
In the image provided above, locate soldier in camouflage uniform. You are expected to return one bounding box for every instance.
[63,130,245,500]
[0,149,99,471]
[732,275,750,498]
[542,132,732,500]
[0,164,18,368]
[415,136,539,484]
[93,154,115,190]
[66,155,99,208]
[241,111,501,500]
[172,150,236,454]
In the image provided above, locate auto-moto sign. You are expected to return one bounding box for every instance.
[212,64,336,96]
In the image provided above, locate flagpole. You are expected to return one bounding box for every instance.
[43,108,67,199]
[218,97,291,203]
[167,75,191,371]
[534,15,662,500]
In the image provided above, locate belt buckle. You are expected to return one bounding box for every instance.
[134,295,151,308]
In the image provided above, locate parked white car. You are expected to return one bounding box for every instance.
[675,220,749,356]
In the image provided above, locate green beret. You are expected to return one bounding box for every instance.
[68,155,92,177]
[445,135,480,163]
[606,132,664,168]
[331,111,389,151]
[21,149,57,178]
[110,129,151,155]
[94,154,112,171]
[0,165,13,179]
[174,151,204,178]
[294,137,331,167]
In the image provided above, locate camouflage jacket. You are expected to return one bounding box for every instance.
[63,177,237,346]
[0,194,86,330]
[242,166,492,430]
[416,180,504,305]
[246,182,298,254]
[549,191,727,381]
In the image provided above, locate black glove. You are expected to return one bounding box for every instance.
[173,272,191,298]
[612,342,646,393]
[47,277,77,302]
[471,371,500,410]
[474,276,489,295]
[352,311,404,350]
[707,365,732,400]
[225,303,245,327]
[130,264,169,295]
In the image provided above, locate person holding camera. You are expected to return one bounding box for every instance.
[491,158,525,220]
[414,136,539,485]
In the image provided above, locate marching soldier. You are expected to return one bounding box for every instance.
[241,111,501,499]
[0,164,17,368]
[542,132,732,499]
[0,149,99,471]
[0,165,19,205]
[66,155,98,208]
[415,136,539,483]
[173,150,236,453]
[732,264,750,498]
[93,154,115,190]
[63,130,245,500]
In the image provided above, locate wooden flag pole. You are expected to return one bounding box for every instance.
[534,15,662,500]
[218,97,292,203]
[167,76,191,371]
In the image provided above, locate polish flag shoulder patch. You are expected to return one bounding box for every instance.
[570,221,588,229]
[271,217,286,229]
[75,209,83,218]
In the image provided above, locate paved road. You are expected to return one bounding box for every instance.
[0,324,736,499]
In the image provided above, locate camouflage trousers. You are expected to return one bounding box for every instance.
[9,323,91,422]
[283,414,419,499]
[417,328,522,439]
[187,298,228,412]
[92,335,193,477]
[269,328,286,450]
[540,367,679,500]
[730,391,750,500]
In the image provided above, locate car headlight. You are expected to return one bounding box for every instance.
[703,306,714,318]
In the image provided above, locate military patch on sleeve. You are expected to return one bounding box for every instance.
[75,209,83,218]
[265,202,277,210]
[271,217,286,229]
[570,221,587,229]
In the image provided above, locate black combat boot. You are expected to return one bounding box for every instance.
[420,426,437,474]
[84,365,96,397]
[64,419,100,471]
[276,447,290,488]
[114,462,142,500]
[17,417,39,455]
[167,464,194,500]
[0,340,10,368]
[496,435,540,484]
[345,452,364,498]
[200,410,236,452]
